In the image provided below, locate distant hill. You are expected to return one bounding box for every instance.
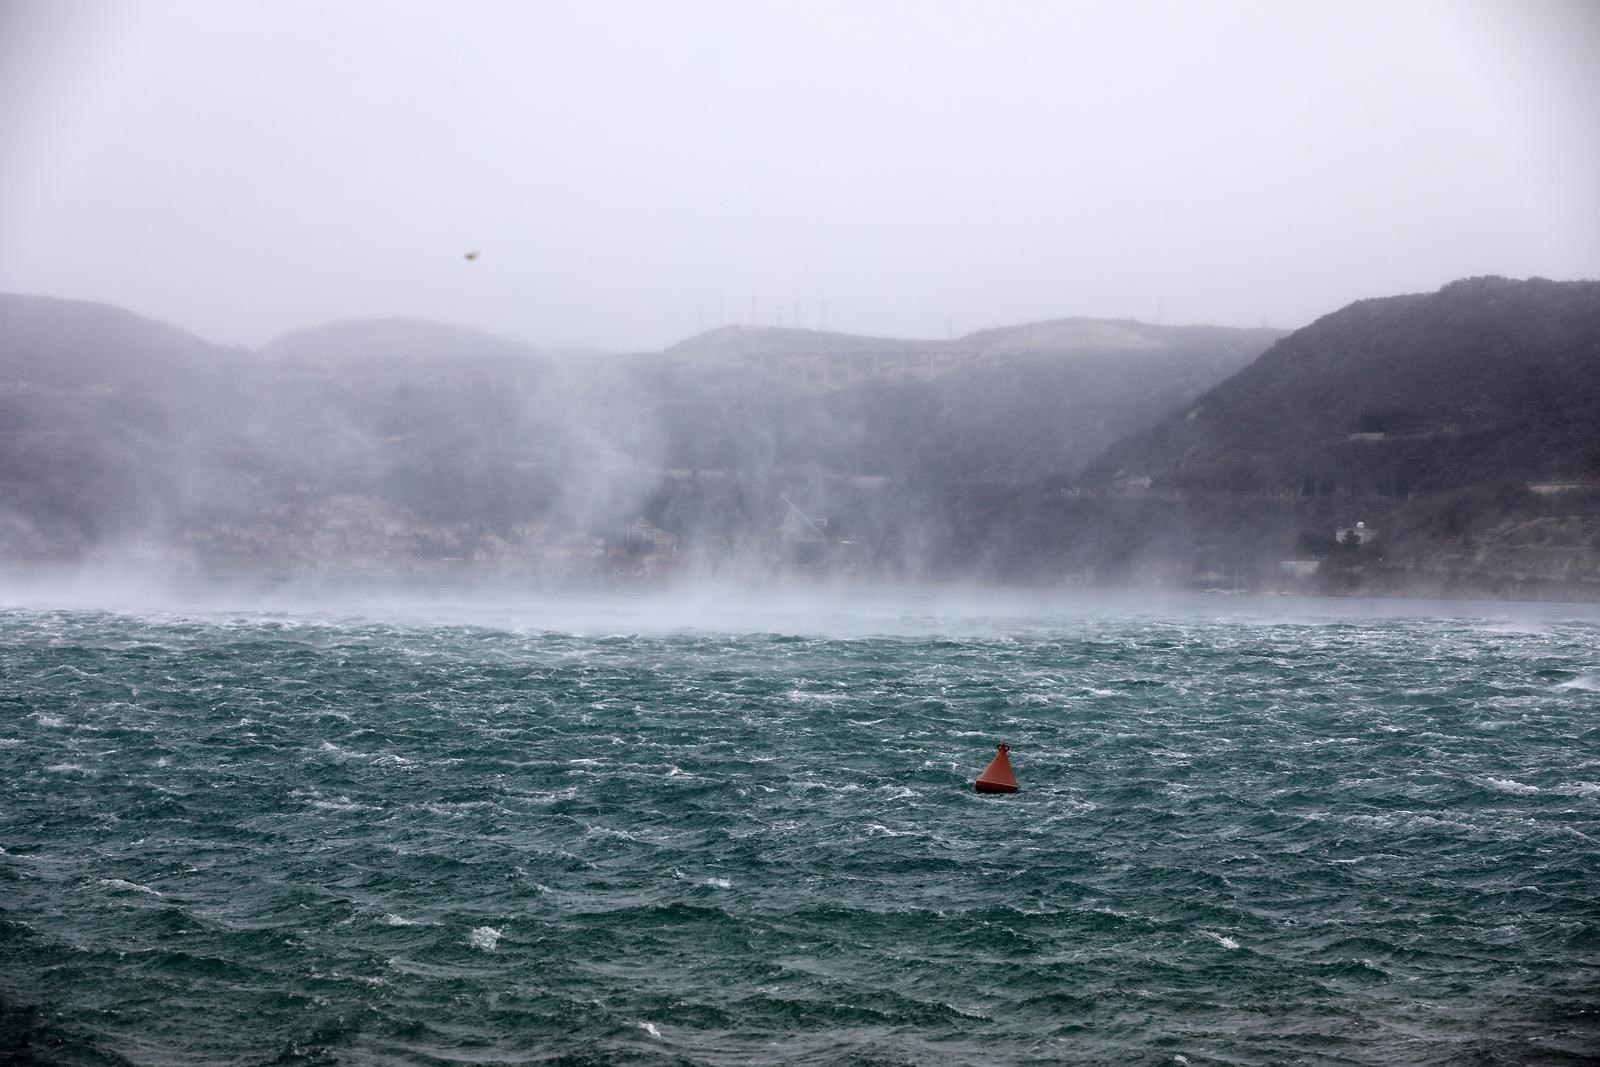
[5,282,1595,597]
[642,320,1281,491]
[666,319,1284,394]
[977,277,1600,597]
[0,292,236,389]
[961,320,1286,360]
[0,294,252,556]
[262,317,546,369]
[0,296,1285,570]
[810,330,1279,484]
[1085,277,1600,495]
[671,318,1282,360]
[666,325,937,360]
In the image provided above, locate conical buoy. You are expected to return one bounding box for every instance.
[974,743,1018,793]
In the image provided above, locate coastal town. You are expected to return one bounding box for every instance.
[182,493,686,582]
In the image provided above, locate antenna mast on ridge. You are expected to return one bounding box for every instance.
[779,493,827,539]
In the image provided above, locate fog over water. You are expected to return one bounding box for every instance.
[2,0,1598,351]
[3,561,1595,641]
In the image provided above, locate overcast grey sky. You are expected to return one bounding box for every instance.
[2,0,1597,351]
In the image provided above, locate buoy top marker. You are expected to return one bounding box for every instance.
[975,743,1018,793]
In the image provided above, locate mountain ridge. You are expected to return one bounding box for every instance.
[1,279,1596,597]
[0,292,239,389]
[261,316,547,366]
[1086,276,1600,495]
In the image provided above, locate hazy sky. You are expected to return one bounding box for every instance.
[2,0,1597,351]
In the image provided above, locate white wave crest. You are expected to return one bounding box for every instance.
[468,925,502,951]
[1556,674,1600,692]
[100,878,161,896]
[1483,777,1540,795]
[308,794,373,812]
[318,740,369,762]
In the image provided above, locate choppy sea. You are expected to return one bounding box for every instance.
[2,583,1598,1065]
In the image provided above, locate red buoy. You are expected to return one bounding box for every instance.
[974,743,1018,793]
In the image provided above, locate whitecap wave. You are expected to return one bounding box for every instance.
[318,740,369,761]
[309,795,372,812]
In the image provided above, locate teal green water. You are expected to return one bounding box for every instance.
[2,589,1598,1065]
